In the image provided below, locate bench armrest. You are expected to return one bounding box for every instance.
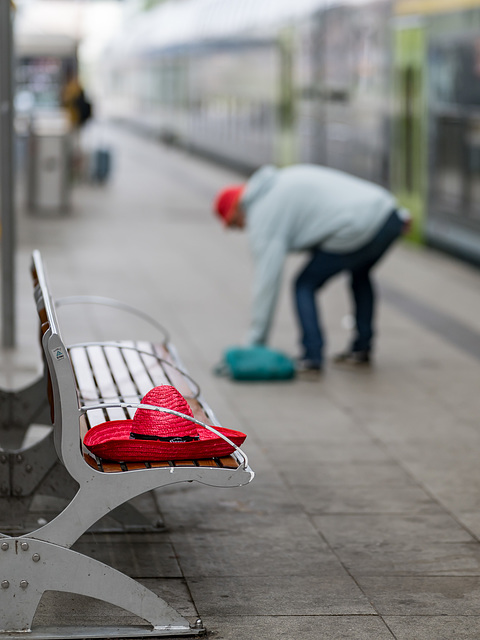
[82,401,250,470]
[56,296,170,345]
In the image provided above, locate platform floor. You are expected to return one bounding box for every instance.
[4,123,480,639]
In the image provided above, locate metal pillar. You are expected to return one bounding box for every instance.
[0,0,16,348]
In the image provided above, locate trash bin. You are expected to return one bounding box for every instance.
[27,111,72,214]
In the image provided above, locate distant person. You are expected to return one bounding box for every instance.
[213,164,410,373]
[61,71,92,130]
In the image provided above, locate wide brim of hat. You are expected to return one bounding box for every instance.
[223,189,243,225]
[83,420,246,462]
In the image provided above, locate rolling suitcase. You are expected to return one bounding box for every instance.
[91,147,111,183]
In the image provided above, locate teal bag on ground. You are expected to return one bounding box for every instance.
[215,346,296,381]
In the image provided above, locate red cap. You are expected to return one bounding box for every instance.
[213,185,244,225]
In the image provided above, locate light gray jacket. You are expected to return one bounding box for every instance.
[241,164,397,345]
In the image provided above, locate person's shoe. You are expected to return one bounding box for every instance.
[295,358,323,378]
[333,350,371,366]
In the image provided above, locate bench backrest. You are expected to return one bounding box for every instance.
[32,251,87,481]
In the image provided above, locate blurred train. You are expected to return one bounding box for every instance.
[99,0,480,264]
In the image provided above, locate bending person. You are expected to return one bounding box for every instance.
[213,164,410,373]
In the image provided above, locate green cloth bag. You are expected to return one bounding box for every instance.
[215,346,296,381]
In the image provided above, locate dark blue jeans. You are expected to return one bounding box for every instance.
[294,210,404,363]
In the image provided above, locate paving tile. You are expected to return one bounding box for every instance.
[223,391,361,443]
[290,482,441,515]
[456,512,480,541]
[389,453,480,514]
[356,443,480,522]
[362,411,478,446]
[358,576,480,615]
[169,521,346,578]
[245,413,365,445]
[203,615,395,639]
[279,459,416,487]
[72,535,182,578]
[385,616,480,640]
[314,513,475,545]
[266,439,393,465]
[312,514,480,576]
[327,542,480,577]
[155,475,307,529]
[188,575,375,616]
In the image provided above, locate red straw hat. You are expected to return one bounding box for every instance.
[213,185,244,225]
[83,385,246,462]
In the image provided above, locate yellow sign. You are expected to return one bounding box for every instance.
[396,0,480,14]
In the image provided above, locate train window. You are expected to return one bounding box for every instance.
[467,119,480,220]
[429,34,480,225]
[431,116,465,216]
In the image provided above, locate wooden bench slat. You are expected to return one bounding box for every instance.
[101,461,124,473]
[124,461,150,471]
[218,456,240,469]
[148,342,196,399]
[196,458,220,467]
[84,453,100,470]
[172,459,197,467]
[70,347,107,428]
[106,341,154,403]
[86,345,129,422]
[119,341,165,398]
[136,340,174,389]
[103,344,142,413]
[149,461,171,468]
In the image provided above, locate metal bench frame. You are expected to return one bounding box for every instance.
[0,251,254,639]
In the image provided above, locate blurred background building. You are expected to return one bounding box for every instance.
[8,0,480,264]
[14,0,123,112]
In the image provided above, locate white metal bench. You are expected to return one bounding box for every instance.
[0,250,254,639]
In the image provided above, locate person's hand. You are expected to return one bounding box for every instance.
[398,208,412,235]
[402,217,412,235]
[244,338,265,348]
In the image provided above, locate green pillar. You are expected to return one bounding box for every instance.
[391,24,427,243]
[275,27,296,167]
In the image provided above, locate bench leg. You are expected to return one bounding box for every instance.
[0,537,203,637]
